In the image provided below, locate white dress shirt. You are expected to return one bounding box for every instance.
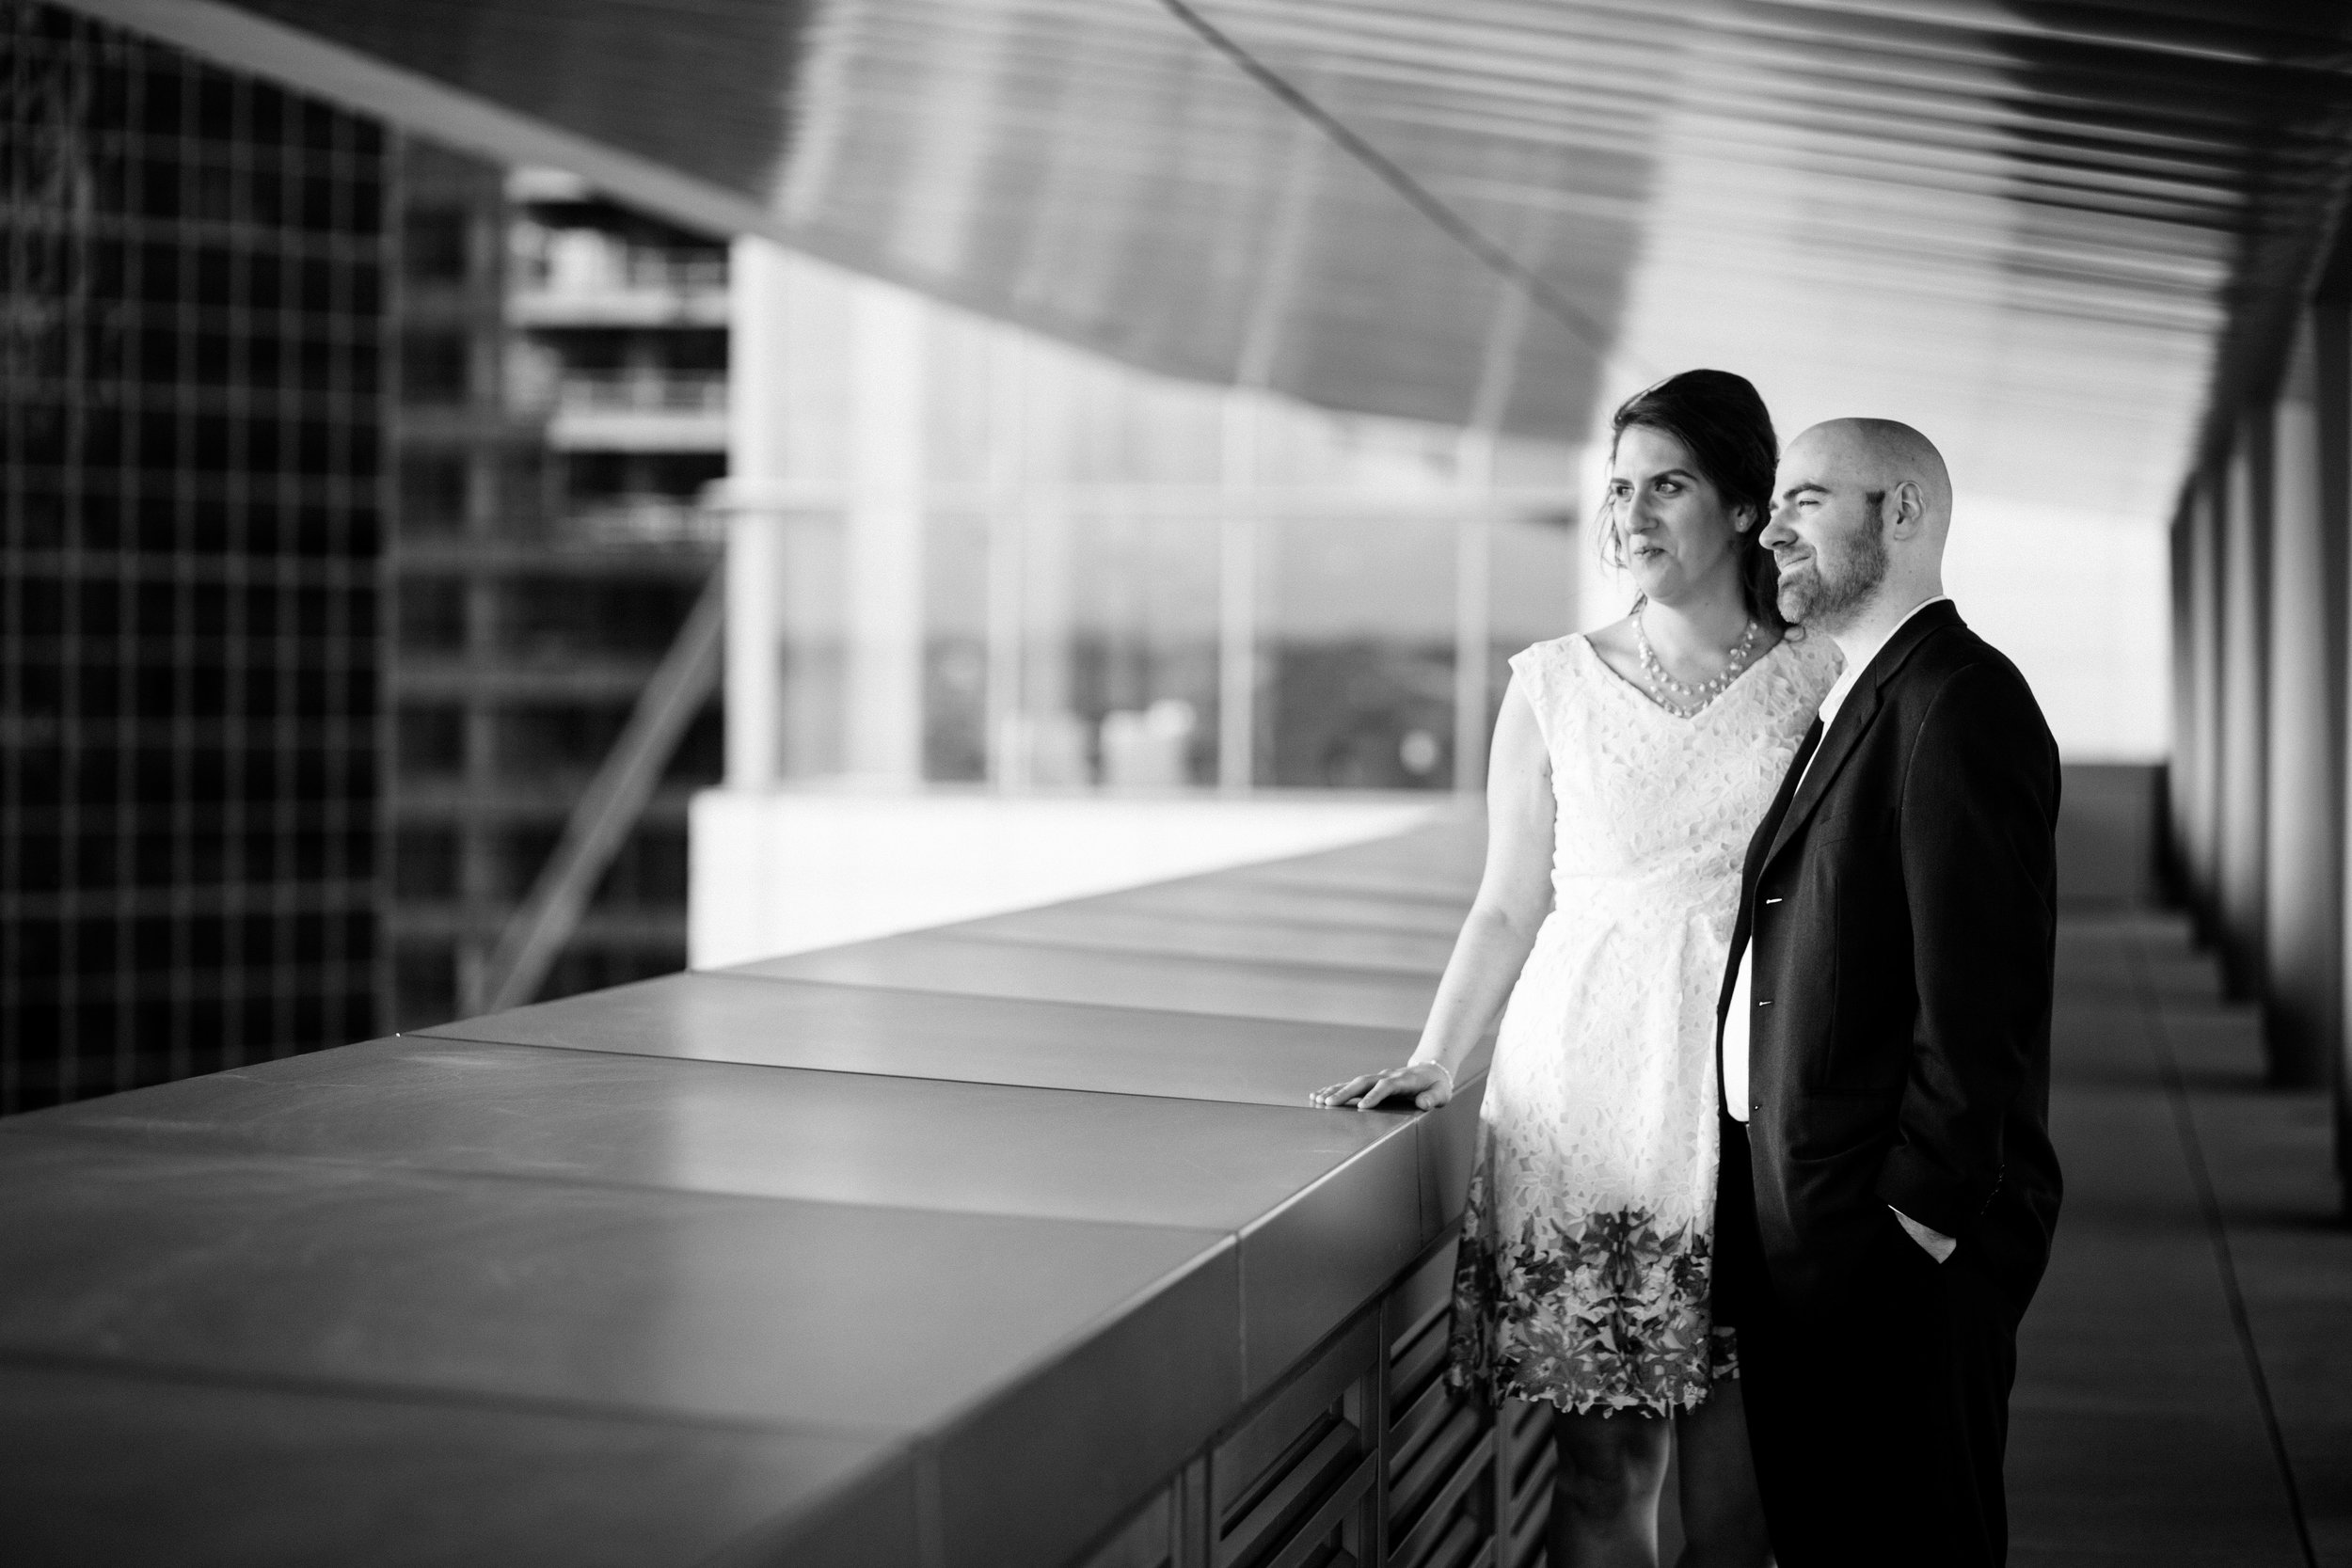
[1723,596,1957,1260]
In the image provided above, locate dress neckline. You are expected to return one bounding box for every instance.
[1569,630,1793,721]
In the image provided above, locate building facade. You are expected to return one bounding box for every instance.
[386,152,725,1029]
[0,2,735,1103]
[0,1,389,1112]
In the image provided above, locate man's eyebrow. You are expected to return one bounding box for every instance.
[1779,481,1829,500]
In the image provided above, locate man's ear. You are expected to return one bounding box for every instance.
[1889,479,1928,536]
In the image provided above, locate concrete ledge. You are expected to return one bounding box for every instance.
[1,820,1490,1565]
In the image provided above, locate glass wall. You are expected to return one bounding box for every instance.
[1028,507,1223,788]
[1258,513,1457,789]
[724,244,1584,798]
[1490,511,1583,727]
[912,499,1572,794]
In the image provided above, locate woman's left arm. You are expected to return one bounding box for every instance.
[1313,676,1557,1111]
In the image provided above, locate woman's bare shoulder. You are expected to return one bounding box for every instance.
[1578,615,1644,686]
[1505,628,1596,685]
[1581,616,1636,659]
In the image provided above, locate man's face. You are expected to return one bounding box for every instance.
[1761,432,1889,633]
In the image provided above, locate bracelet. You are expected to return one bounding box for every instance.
[1415,1059,1454,1093]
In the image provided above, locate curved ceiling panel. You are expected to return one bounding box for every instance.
[71,0,2352,517]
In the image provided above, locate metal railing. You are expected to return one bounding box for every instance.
[555,372,727,414]
[477,562,725,1012]
[562,496,723,546]
[517,239,727,295]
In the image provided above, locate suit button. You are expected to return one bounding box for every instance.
[1751,1101,1762,1113]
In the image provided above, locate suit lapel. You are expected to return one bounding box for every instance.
[1762,601,1960,871]
[1762,683,1879,867]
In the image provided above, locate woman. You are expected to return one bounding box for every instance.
[1312,370,1836,1567]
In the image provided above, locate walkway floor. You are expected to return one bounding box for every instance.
[2011,913,2348,1565]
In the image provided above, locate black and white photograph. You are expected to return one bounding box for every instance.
[0,2,2345,1564]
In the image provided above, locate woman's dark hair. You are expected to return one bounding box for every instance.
[1599,368,1786,630]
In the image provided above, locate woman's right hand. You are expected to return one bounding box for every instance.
[1310,1061,1454,1112]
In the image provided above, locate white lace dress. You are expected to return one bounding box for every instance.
[1450,630,1837,1417]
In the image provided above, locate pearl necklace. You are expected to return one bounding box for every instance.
[1634,609,1759,718]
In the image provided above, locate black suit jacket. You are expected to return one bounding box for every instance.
[1718,601,2063,1318]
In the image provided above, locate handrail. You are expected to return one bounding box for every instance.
[555,372,727,412]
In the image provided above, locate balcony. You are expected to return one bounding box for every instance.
[393,654,667,703]
[393,524,720,573]
[544,372,729,451]
[512,230,729,328]
[563,495,724,547]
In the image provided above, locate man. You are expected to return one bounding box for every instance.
[1713,419,2063,1565]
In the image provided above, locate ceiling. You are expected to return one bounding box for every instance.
[72,0,2352,523]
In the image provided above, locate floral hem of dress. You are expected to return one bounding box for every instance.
[1446,1204,1731,1418]
[1443,1324,1740,1420]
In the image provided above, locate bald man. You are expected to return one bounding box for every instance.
[1711,420,2063,1566]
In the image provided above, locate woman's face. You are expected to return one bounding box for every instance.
[1606,424,1750,607]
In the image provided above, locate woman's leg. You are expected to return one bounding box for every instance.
[1671,1380,1772,1567]
[1549,1408,1671,1568]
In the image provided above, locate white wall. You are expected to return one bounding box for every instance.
[1940,499,2169,763]
[1573,452,2169,762]
[690,790,1443,968]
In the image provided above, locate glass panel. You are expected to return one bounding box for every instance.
[778,509,847,778]
[923,510,991,783]
[1258,513,1456,789]
[1069,509,1221,787]
[997,505,1222,788]
[1489,511,1580,712]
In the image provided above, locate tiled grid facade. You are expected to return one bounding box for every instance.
[0,3,388,1111]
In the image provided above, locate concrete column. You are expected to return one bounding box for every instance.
[723,245,927,786]
[2317,293,2352,1188]
[2218,417,2273,997]
[2264,322,2339,1086]
[983,325,1026,791]
[842,280,926,784]
[2166,503,2195,895]
[723,236,790,788]
[2187,475,2225,924]
[1452,274,1525,798]
[1453,504,1493,796]
[1019,493,1079,785]
[1218,395,1258,793]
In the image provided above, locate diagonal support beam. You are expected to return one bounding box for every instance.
[480,566,724,1013]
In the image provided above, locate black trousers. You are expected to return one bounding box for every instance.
[1717,1116,2018,1568]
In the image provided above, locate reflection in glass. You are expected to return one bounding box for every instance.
[924,511,991,782]
[1063,510,1221,788]
[779,510,848,778]
[734,250,1583,798]
[1489,512,1581,727]
[1259,514,1457,790]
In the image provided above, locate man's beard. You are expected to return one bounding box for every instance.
[1777,522,1888,632]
